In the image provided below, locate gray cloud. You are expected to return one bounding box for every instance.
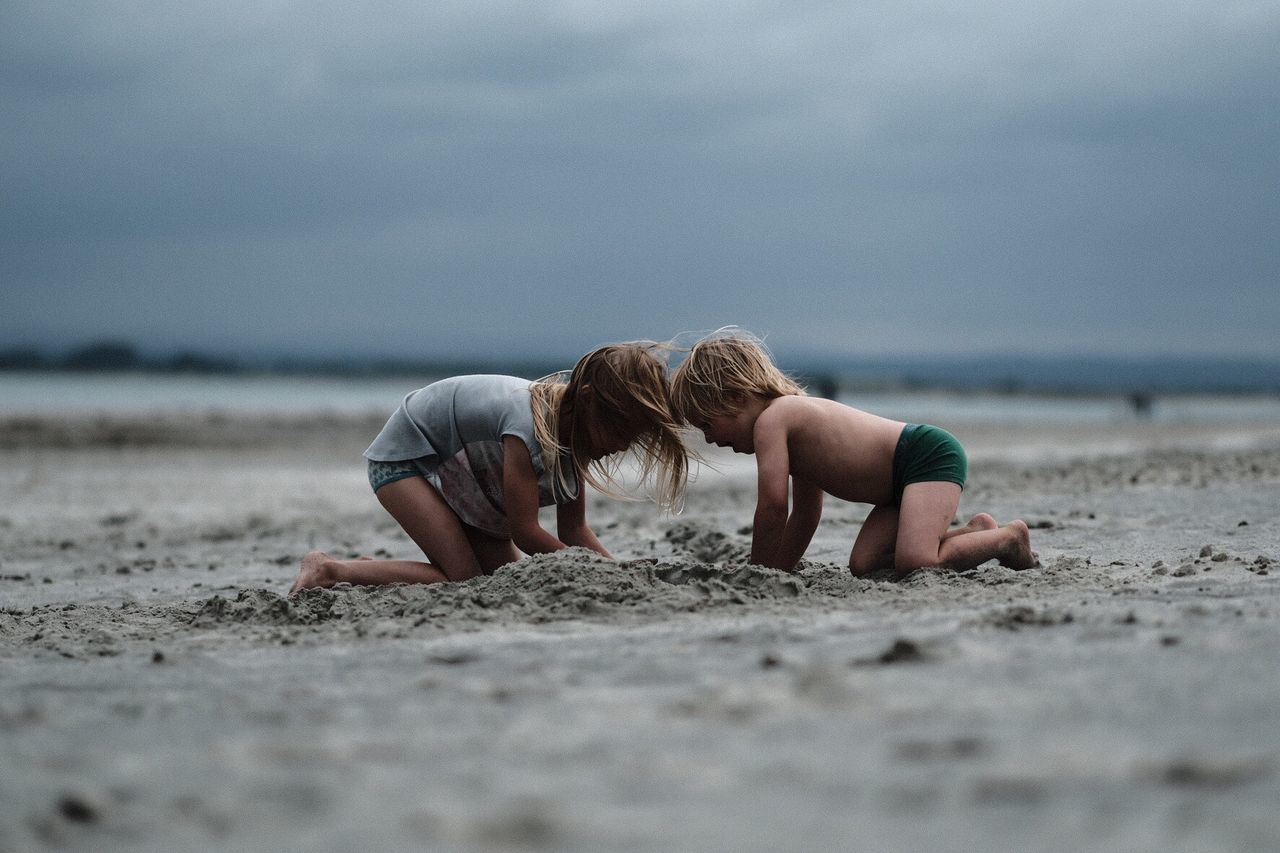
[3,1,1277,359]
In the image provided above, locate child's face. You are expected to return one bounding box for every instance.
[691,406,756,454]
[583,415,641,461]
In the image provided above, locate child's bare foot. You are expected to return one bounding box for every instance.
[998,520,1039,570]
[943,512,999,541]
[289,550,340,595]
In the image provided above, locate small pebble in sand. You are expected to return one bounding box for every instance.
[895,736,987,762]
[1160,757,1273,788]
[972,776,1046,805]
[57,795,98,823]
[878,639,926,664]
[429,652,479,666]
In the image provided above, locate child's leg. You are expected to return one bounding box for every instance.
[374,476,493,579]
[895,482,1036,575]
[290,476,486,593]
[850,509,999,576]
[290,533,519,593]
[290,551,448,594]
[463,526,522,575]
[849,504,899,576]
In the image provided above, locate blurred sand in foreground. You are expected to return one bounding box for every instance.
[2,413,1279,852]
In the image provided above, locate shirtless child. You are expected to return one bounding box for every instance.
[670,332,1037,577]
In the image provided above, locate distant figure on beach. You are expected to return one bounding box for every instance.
[1128,391,1154,419]
[670,330,1037,577]
[290,343,687,594]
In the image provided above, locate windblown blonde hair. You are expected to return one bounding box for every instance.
[529,342,688,512]
[670,329,804,426]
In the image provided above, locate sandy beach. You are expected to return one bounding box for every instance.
[3,410,1280,852]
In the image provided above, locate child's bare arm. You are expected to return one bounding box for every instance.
[503,435,570,556]
[749,413,792,567]
[556,491,612,559]
[771,477,824,571]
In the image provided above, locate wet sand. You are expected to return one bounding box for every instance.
[2,413,1279,852]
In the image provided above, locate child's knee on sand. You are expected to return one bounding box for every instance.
[849,516,1036,577]
[849,545,952,577]
[850,550,893,577]
[849,548,957,577]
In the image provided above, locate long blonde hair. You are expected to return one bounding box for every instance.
[670,329,804,425]
[530,342,688,512]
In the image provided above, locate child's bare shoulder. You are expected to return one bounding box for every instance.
[759,394,801,415]
[759,394,835,426]
[767,394,840,412]
[764,395,889,435]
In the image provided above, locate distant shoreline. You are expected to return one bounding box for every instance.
[4,341,1280,395]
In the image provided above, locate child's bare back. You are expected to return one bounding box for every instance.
[755,395,906,505]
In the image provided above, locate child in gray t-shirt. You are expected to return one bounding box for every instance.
[289,342,687,593]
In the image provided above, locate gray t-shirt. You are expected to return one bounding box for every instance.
[364,375,578,537]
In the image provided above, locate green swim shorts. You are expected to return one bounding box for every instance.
[891,423,967,504]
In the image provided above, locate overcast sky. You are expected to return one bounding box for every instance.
[3,1,1278,364]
